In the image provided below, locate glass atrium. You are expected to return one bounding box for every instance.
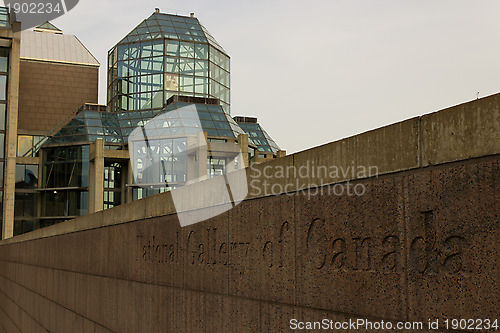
[107,12,230,114]
[234,117,280,154]
[16,11,281,234]
[42,96,257,209]
[45,97,249,146]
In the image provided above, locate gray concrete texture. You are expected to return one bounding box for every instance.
[0,93,498,332]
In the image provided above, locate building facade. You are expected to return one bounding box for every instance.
[0,9,283,239]
[15,22,99,235]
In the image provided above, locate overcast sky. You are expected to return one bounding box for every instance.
[18,0,500,153]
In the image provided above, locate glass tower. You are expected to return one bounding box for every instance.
[107,12,230,114]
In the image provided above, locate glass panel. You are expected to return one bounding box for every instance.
[165,57,179,73]
[140,41,153,58]
[0,75,6,101]
[179,42,195,58]
[17,135,32,157]
[141,58,153,73]
[129,43,141,59]
[194,77,208,94]
[214,121,231,130]
[117,44,128,61]
[197,111,211,120]
[194,44,208,59]
[206,129,218,136]
[195,60,208,76]
[165,40,180,56]
[165,73,179,91]
[152,91,163,108]
[179,75,194,93]
[221,87,230,104]
[201,119,215,129]
[217,129,234,138]
[14,193,37,217]
[172,21,188,28]
[0,104,5,131]
[0,133,4,158]
[220,70,229,87]
[15,164,38,189]
[152,56,163,72]
[151,74,163,91]
[41,190,88,217]
[211,113,226,121]
[179,58,195,75]
[0,47,8,72]
[152,39,164,56]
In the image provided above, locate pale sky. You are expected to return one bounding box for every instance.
[19,0,500,153]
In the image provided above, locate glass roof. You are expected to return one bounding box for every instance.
[44,102,249,146]
[35,21,62,32]
[163,101,246,139]
[116,12,226,54]
[236,121,281,154]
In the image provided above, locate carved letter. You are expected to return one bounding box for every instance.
[353,237,373,271]
[409,237,428,274]
[262,241,273,268]
[306,218,327,270]
[198,243,205,264]
[331,238,346,270]
[278,222,290,268]
[186,231,196,265]
[442,236,465,275]
[219,243,228,265]
[381,236,400,274]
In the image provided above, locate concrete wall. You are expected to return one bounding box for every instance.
[0,93,498,332]
[18,60,98,133]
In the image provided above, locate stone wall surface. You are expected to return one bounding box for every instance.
[0,93,498,332]
[0,157,497,332]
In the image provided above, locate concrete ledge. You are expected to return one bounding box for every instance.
[422,93,500,166]
[103,149,129,160]
[16,156,38,164]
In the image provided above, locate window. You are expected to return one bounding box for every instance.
[15,164,38,189]
[0,48,8,72]
[0,133,4,158]
[14,193,37,217]
[0,104,5,131]
[0,75,6,101]
[42,145,89,188]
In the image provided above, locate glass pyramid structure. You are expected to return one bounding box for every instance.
[45,98,250,146]
[35,21,62,32]
[117,12,225,52]
[108,12,230,114]
[234,117,280,154]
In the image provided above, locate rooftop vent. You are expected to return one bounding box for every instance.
[190,12,195,18]
[166,95,220,106]
[233,116,257,124]
[33,21,62,34]
[155,8,160,13]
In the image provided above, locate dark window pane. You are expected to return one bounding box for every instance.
[0,104,5,130]
[0,47,8,72]
[0,75,6,101]
[0,133,4,158]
